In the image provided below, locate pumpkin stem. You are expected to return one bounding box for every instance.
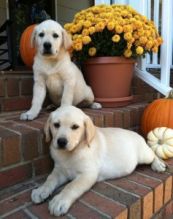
[167,89,173,99]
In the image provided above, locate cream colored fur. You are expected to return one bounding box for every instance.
[31,106,166,216]
[20,20,101,121]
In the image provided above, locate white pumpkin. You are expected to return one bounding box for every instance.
[147,127,173,159]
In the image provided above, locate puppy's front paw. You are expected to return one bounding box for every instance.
[90,102,102,109]
[31,186,51,204]
[20,111,37,120]
[49,194,71,216]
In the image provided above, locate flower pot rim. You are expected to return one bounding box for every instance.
[83,57,136,64]
[95,95,133,102]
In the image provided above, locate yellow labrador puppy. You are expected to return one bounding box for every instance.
[31,106,166,216]
[20,20,100,120]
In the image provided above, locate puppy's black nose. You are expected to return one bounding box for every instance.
[57,138,68,149]
[43,42,52,50]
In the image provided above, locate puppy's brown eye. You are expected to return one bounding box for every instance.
[53,33,59,38]
[71,124,79,130]
[39,32,44,37]
[54,122,60,128]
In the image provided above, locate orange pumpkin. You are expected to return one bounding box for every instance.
[141,90,173,137]
[20,24,36,68]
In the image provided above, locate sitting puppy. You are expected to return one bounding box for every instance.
[20,20,100,120]
[31,106,166,216]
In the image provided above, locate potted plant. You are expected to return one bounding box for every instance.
[64,4,163,107]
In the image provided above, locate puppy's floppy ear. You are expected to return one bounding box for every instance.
[84,116,96,146]
[62,29,72,50]
[31,25,38,48]
[44,115,52,142]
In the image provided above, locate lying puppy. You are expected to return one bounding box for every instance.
[31,106,166,216]
[20,20,100,121]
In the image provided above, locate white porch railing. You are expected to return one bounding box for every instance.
[95,0,173,96]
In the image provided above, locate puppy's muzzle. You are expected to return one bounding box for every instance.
[43,42,52,55]
[57,137,68,149]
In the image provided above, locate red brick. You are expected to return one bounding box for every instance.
[84,110,104,127]
[7,79,19,97]
[3,97,32,111]
[107,178,153,219]
[122,108,131,129]
[21,78,33,95]
[81,191,128,219]
[93,182,141,219]
[127,105,139,127]
[0,121,39,161]
[33,156,53,176]
[0,127,21,166]
[0,79,5,97]
[70,201,109,219]
[3,210,31,219]
[114,110,123,127]
[127,171,164,213]
[0,190,31,216]
[29,202,68,219]
[0,163,32,189]
[137,166,172,205]
[97,109,115,127]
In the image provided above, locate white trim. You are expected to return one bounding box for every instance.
[94,0,111,5]
[135,67,172,96]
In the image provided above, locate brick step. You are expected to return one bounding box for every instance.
[0,70,159,113]
[0,102,148,189]
[0,161,173,219]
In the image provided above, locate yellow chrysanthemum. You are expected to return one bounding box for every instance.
[112,34,120,43]
[83,20,92,28]
[88,47,97,56]
[64,23,73,31]
[152,46,158,53]
[95,22,105,32]
[89,26,95,35]
[107,22,115,31]
[157,37,163,45]
[115,25,123,34]
[136,46,144,55]
[124,32,133,41]
[139,36,147,44]
[82,36,91,45]
[70,25,78,34]
[82,29,89,36]
[73,42,83,51]
[123,25,133,32]
[124,49,132,58]
[65,4,162,59]
[146,40,153,49]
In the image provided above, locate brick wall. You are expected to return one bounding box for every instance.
[0,71,33,112]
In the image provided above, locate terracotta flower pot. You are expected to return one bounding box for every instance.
[82,57,136,107]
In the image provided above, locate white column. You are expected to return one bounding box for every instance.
[160,0,172,86]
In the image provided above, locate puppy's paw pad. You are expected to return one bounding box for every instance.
[151,157,166,172]
[31,186,50,204]
[90,102,102,109]
[49,195,70,216]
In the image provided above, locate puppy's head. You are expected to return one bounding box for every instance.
[31,19,72,58]
[44,106,96,151]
